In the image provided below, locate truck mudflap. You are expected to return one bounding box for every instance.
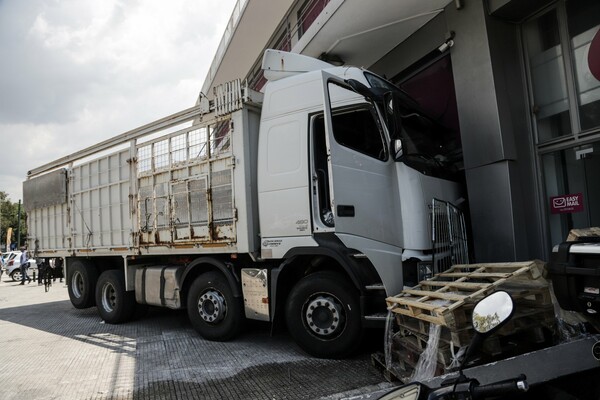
[423,335,600,388]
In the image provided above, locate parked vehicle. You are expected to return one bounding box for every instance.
[2,251,38,282]
[548,235,600,332]
[23,50,466,358]
[0,251,18,267]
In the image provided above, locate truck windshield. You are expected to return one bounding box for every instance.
[364,72,463,181]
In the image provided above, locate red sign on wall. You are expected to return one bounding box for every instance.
[550,193,584,214]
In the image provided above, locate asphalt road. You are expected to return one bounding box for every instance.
[0,273,393,400]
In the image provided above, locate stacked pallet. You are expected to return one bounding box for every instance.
[378,260,555,382]
[566,226,600,241]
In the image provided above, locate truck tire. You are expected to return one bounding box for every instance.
[68,260,98,309]
[95,270,136,324]
[187,271,243,341]
[285,271,363,359]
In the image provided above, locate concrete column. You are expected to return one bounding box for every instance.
[446,0,543,262]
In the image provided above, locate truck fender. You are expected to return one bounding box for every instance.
[180,257,242,299]
[269,245,380,326]
[279,233,382,294]
[277,248,364,291]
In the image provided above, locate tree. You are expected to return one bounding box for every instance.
[0,191,27,250]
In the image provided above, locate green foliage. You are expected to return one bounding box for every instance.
[0,191,27,249]
[472,312,500,333]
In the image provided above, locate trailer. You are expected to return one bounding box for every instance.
[23,50,466,358]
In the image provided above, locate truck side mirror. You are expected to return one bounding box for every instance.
[383,91,404,162]
[460,291,514,372]
[472,291,514,334]
[392,139,403,161]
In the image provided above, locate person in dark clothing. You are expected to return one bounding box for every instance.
[38,258,48,285]
[53,257,64,283]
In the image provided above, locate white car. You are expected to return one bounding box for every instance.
[1,251,38,282]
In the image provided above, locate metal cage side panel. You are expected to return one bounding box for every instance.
[69,149,132,250]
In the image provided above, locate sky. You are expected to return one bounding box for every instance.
[0,0,237,203]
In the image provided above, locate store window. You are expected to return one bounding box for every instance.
[523,1,600,249]
[524,1,600,141]
[542,142,600,246]
[566,0,600,132]
[524,9,571,142]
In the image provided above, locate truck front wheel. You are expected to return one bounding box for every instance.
[187,271,243,341]
[95,270,136,324]
[68,260,98,309]
[285,271,363,359]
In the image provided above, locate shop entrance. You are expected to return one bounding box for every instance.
[542,143,600,246]
[522,0,600,248]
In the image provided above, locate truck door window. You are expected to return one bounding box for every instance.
[328,106,387,161]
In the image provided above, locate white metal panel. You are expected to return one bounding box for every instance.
[336,233,403,296]
[262,74,323,120]
[70,149,132,250]
[231,107,261,254]
[396,164,462,251]
[241,269,270,321]
[260,235,319,259]
[29,203,69,251]
[258,113,312,238]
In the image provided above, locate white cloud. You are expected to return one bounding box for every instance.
[0,0,237,202]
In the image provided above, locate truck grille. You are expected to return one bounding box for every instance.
[430,198,469,274]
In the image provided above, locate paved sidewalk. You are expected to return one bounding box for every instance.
[0,274,392,400]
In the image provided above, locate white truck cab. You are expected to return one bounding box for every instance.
[258,51,464,296]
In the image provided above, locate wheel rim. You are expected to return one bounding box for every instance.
[100,282,117,313]
[304,294,345,338]
[13,271,22,282]
[197,289,227,323]
[71,271,84,298]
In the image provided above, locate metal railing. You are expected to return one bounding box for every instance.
[200,0,249,96]
[430,198,469,274]
[248,0,333,91]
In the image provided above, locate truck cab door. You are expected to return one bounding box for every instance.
[312,72,400,247]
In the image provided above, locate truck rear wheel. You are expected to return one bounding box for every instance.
[285,271,363,359]
[95,270,136,324]
[187,271,243,341]
[68,260,98,309]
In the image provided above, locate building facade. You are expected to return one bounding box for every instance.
[202,0,600,263]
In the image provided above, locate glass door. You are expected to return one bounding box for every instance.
[542,141,600,246]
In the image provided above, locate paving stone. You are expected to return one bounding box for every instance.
[0,276,391,399]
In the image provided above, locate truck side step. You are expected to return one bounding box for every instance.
[363,313,389,321]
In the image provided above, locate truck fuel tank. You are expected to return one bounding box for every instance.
[135,266,183,309]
